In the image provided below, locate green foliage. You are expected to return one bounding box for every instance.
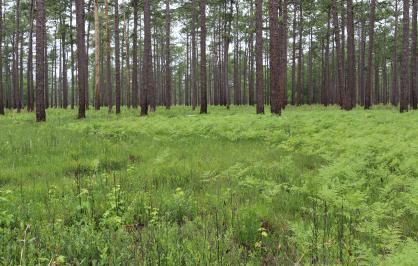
[0,106,417,265]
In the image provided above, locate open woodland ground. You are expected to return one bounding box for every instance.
[1,106,418,265]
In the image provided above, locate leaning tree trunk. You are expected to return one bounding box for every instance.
[76,0,87,118]
[36,0,46,122]
[255,0,264,114]
[364,0,376,109]
[400,0,410,113]
[115,0,121,114]
[200,0,207,114]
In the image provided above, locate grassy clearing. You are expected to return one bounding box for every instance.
[1,106,418,265]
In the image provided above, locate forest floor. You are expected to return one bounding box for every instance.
[1,106,418,265]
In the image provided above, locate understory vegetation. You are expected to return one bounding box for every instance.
[1,106,418,265]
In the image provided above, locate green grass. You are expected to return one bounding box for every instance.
[1,106,418,265]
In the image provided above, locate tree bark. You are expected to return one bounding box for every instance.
[76,0,87,118]
[94,0,101,110]
[332,0,346,109]
[347,0,355,109]
[115,0,121,114]
[132,0,139,108]
[0,0,3,115]
[105,0,112,113]
[269,0,281,114]
[400,0,410,112]
[165,0,172,109]
[142,0,154,115]
[364,0,376,109]
[200,0,207,114]
[410,0,417,109]
[391,0,399,106]
[36,0,46,121]
[256,0,264,114]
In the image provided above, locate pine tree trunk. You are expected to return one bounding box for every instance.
[410,0,417,109]
[400,0,410,112]
[0,0,4,115]
[104,0,112,113]
[269,0,280,114]
[255,0,264,114]
[165,0,172,109]
[132,0,139,108]
[94,0,101,110]
[200,0,207,114]
[332,0,346,109]
[62,18,68,109]
[115,0,121,114]
[346,0,355,109]
[14,0,21,112]
[141,0,153,115]
[291,4,297,105]
[36,0,46,121]
[364,0,375,109]
[76,0,87,118]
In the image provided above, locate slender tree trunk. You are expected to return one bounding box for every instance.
[62,18,68,109]
[364,0,376,109]
[291,4,297,105]
[234,0,241,106]
[0,0,3,115]
[141,0,153,115]
[391,0,399,106]
[200,0,207,114]
[256,0,264,114]
[332,0,346,109]
[105,0,112,113]
[296,1,303,105]
[94,0,101,110]
[14,0,21,112]
[269,0,280,114]
[132,1,139,108]
[36,0,46,121]
[70,7,75,109]
[308,27,313,104]
[76,0,87,118]
[347,0,355,109]
[410,0,417,109]
[165,0,172,109]
[280,0,288,107]
[359,19,366,106]
[115,0,121,114]
[400,0,410,112]
[191,0,197,110]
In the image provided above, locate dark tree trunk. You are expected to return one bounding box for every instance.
[105,0,112,113]
[141,0,154,115]
[0,0,3,115]
[269,0,281,114]
[308,27,313,104]
[296,1,303,105]
[191,0,197,110]
[115,0,121,114]
[70,8,75,109]
[392,0,399,106]
[165,0,172,109]
[200,0,207,114]
[248,1,255,106]
[76,0,87,118]
[291,4,297,105]
[132,0,139,108]
[279,0,288,107]
[364,0,376,109]
[36,0,46,122]
[332,0,346,109]
[62,18,68,109]
[14,0,21,112]
[233,0,241,106]
[359,19,366,106]
[400,0,410,112]
[347,0,355,109]
[94,0,101,110]
[255,0,264,114]
[410,0,417,109]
